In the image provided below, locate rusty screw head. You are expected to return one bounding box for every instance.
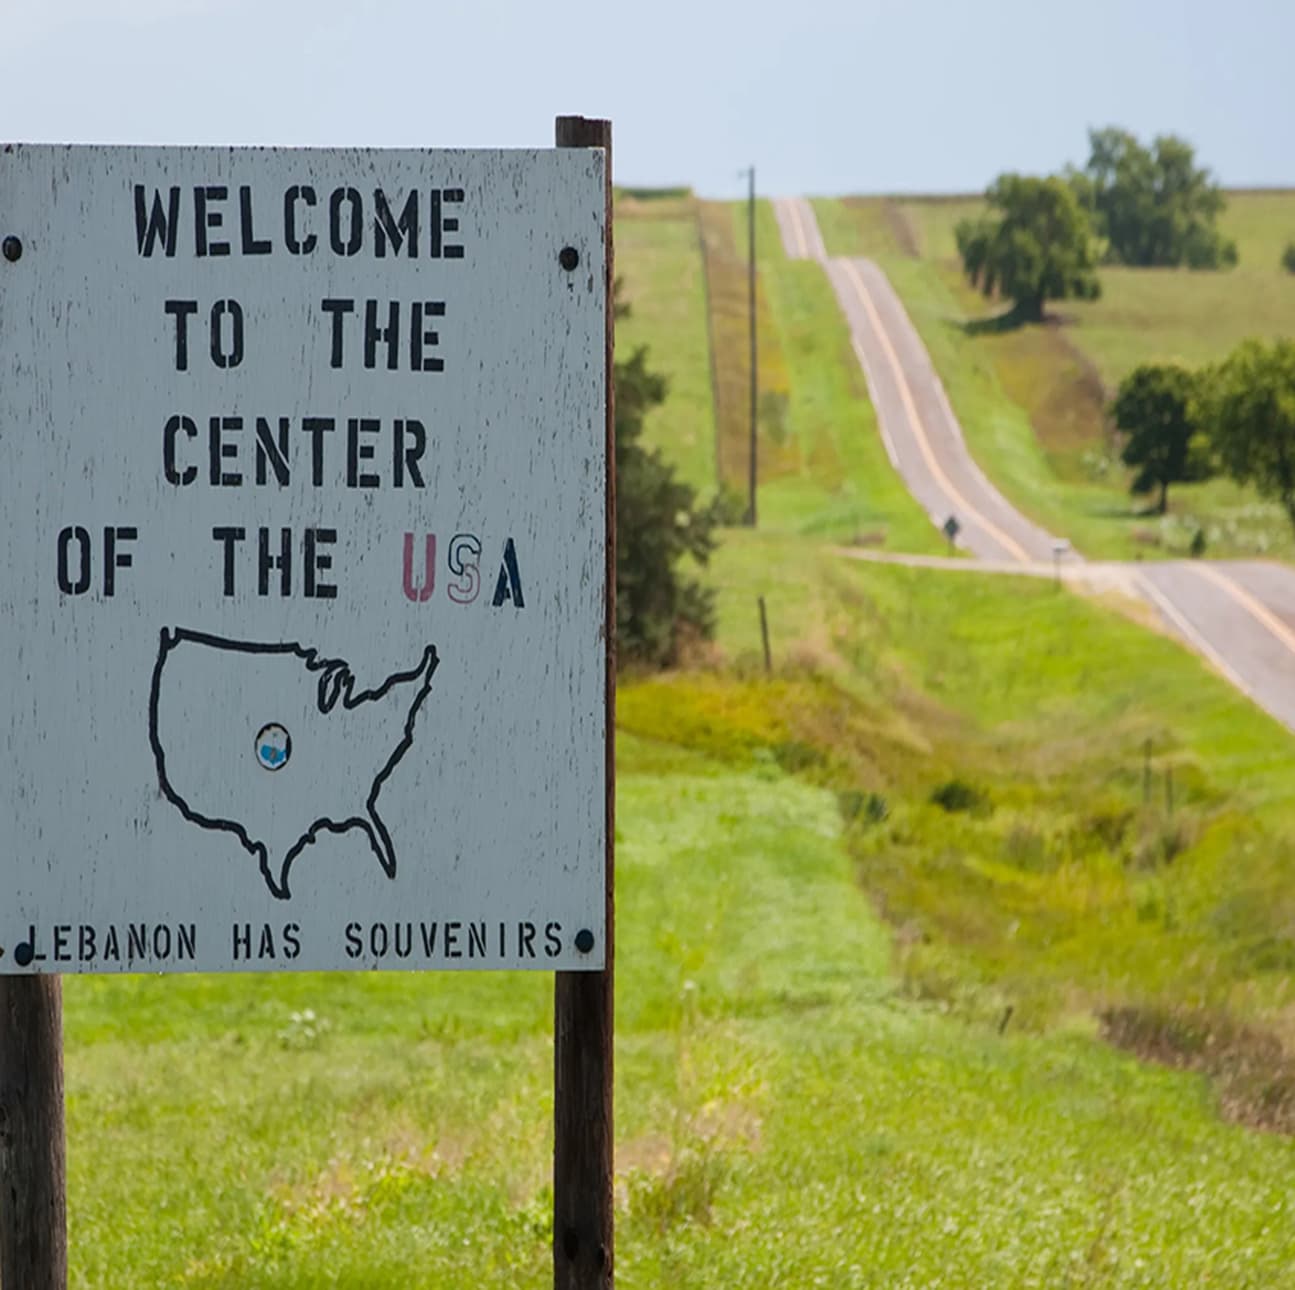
[574,928,595,953]
[1,236,22,263]
[559,246,579,271]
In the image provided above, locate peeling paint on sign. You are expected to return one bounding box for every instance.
[0,145,606,973]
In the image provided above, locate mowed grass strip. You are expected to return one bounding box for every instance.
[614,191,718,495]
[816,192,1295,561]
[702,199,944,549]
[697,200,789,499]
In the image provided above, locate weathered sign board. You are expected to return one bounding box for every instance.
[0,144,607,973]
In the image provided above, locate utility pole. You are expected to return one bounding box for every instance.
[743,165,757,527]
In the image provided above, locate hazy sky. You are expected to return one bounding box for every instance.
[1,0,1289,198]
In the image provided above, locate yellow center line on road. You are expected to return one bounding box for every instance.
[849,335,901,469]
[838,259,1032,564]
[1188,562,1295,659]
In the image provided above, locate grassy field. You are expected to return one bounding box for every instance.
[614,191,718,496]
[695,200,790,501]
[705,534,1295,1029]
[698,200,945,549]
[617,190,943,550]
[814,191,1295,561]
[65,539,1295,1284]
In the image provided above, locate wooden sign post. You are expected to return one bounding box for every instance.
[553,114,615,1290]
[0,977,67,1289]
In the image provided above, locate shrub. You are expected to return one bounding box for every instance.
[615,288,720,668]
[929,779,991,815]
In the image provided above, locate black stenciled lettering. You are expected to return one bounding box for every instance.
[194,185,230,257]
[428,189,441,258]
[364,300,400,371]
[127,924,147,961]
[78,926,96,962]
[178,925,197,959]
[518,921,536,958]
[346,418,380,488]
[284,185,317,254]
[165,300,198,370]
[254,417,290,485]
[163,414,198,485]
[233,923,251,960]
[491,538,525,608]
[344,922,362,958]
[57,526,92,595]
[329,187,363,255]
[212,527,246,595]
[544,922,562,958]
[321,299,354,368]
[392,418,426,488]
[239,186,271,255]
[374,189,419,257]
[445,921,461,959]
[134,185,181,257]
[302,417,335,486]
[441,187,465,258]
[210,299,244,369]
[304,528,336,599]
[103,526,136,597]
[208,416,243,486]
[283,924,301,959]
[258,527,292,596]
[467,922,487,958]
[53,926,70,962]
[410,301,445,373]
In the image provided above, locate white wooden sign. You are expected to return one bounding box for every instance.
[0,144,607,973]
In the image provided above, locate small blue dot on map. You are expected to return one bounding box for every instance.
[255,723,292,772]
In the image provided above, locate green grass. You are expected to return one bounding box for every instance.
[814,192,1295,560]
[718,202,944,549]
[696,199,792,504]
[615,192,718,495]
[704,532,1295,1039]
[67,680,1295,1285]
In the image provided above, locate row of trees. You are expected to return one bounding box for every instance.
[1115,340,1295,530]
[957,128,1237,320]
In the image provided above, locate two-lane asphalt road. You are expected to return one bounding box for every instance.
[775,197,1068,564]
[771,195,1295,733]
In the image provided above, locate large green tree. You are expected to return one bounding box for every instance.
[1111,362,1211,513]
[614,290,718,667]
[1197,339,1295,532]
[955,174,1100,322]
[1070,128,1237,269]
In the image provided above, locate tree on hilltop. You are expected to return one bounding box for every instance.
[1197,339,1295,533]
[956,174,1100,323]
[1070,127,1237,269]
[1111,363,1212,514]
